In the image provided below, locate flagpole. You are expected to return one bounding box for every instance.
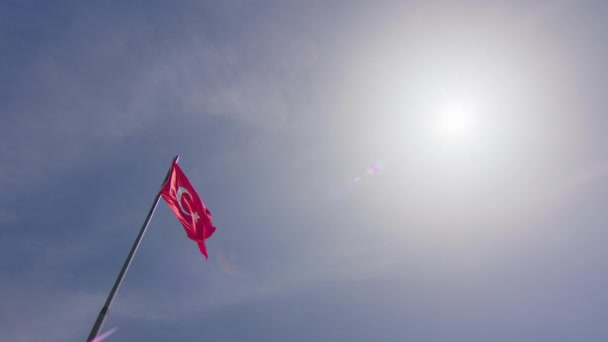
[86,156,179,342]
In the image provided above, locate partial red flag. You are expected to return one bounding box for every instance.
[160,161,216,259]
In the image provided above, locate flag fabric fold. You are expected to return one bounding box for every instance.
[160,161,216,259]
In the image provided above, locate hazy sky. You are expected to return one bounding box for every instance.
[2,1,608,341]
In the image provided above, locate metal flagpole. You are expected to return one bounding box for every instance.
[86,156,179,342]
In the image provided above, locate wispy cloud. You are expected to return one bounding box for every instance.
[0,2,322,199]
[0,283,103,342]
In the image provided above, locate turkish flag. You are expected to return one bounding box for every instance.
[160,161,216,259]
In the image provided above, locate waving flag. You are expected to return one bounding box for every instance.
[160,161,216,258]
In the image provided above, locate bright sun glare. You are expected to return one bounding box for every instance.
[434,100,477,140]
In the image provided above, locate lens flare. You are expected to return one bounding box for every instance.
[328,160,386,200]
[90,327,117,342]
[216,248,239,275]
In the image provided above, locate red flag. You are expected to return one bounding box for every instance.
[160,161,216,259]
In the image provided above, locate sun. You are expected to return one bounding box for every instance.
[434,99,478,140]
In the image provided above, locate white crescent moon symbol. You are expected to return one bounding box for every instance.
[176,187,190,216]
[176,187,200,222]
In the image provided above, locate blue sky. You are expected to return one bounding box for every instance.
[2,1,608,341]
